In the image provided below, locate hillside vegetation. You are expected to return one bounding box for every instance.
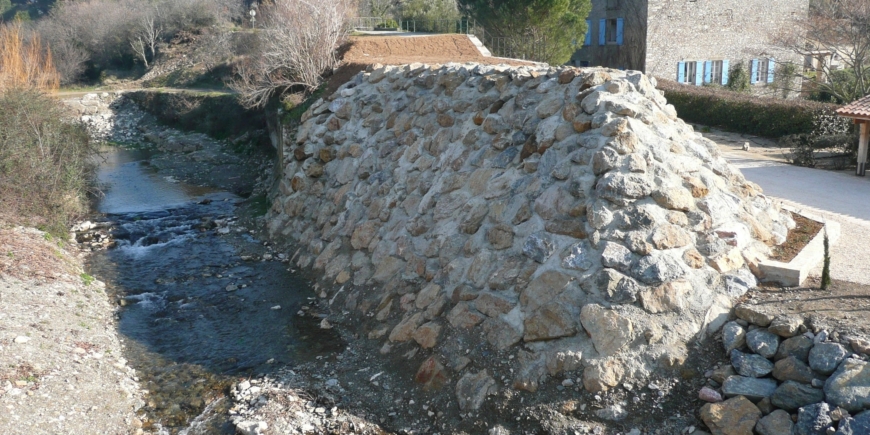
[0,22,94,236]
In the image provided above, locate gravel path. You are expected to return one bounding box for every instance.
[0,225,143,435]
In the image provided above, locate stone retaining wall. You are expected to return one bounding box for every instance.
[267,63,793,408]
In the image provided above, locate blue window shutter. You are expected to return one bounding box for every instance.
[584,20,591,46]
[694,61,703,86]
[722,60,730,85]
[677,62,685,82]
[750,59,759,84]
[599,19,606,45]
[767,58,775,83]
[616,18,624,45]
[704,60,713,83]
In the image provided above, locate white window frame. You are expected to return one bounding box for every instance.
[682,62,696,84]
[756,58,770,84]
[710,60,723,85]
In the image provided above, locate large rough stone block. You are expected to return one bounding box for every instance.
[825,358,870,412]
[580,304,633,357]
[699,396,761,435]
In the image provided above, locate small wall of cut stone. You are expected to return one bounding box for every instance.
[267,63,794,408]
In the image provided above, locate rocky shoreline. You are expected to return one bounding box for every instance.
[0,224,145,434]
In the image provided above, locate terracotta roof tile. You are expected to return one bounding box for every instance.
[837,94,870,119]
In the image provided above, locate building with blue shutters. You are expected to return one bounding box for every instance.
[571,0,808,96]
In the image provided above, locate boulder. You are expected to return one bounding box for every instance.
[772,356,816,384]
[755,409,794,435]
[721,321,746,354]
[775,335,814,362]
[809,342,848,375]
[795,402,832,435]
[746,328,780,359]
[769,381,825,411]
[580,304,633,357]
[825,358,870,412]
[730,349,774,378]
[836,410,870,435]
[699,396,761,435]
[456,371,497,411]
[721,376,777,401]
[734,304,774,327]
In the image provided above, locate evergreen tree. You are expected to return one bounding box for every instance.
[458,0,591,65]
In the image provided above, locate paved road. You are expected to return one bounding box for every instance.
[720,148,870,286]
[725,150,870,222]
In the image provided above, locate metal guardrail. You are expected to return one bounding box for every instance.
[399,18,477,35]
[350,17,392,31]
[484,36,547,62]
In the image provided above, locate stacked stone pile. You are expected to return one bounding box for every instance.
[699,304,870,435]
[268,63,794,409]
[62,92,149,143]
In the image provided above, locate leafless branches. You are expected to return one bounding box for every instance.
[231,0,353,108]
[774,0,870,102]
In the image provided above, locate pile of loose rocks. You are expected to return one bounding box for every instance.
[269,63,795,410]
[698,304,870,434]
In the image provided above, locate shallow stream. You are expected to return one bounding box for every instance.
[85,147,332,433]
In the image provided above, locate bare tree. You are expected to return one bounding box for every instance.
[231,0,353,108]
[774,0,870,103]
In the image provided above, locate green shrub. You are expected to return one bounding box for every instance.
[376,19,398,29]
[0,89,96,237]
[726,61,750,93]
[657,78,841,138]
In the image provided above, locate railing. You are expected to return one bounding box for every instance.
[350,17,393,31]
[399,18,478,35]
[484,36,548,63]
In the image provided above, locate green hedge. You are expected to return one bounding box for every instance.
[657,79,841,138]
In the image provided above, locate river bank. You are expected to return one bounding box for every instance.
[0,223,145,434]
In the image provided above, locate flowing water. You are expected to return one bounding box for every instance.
[85,147,337,433]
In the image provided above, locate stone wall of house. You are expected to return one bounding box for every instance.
[570,0,648,71]
[267,63,794,410]
[645,0,807,96]
[573,0,808,98]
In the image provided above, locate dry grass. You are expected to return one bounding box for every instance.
[0,21,59,92]
[0,222,79,282]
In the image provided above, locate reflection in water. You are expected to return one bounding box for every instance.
[96,146,214,214]
[87,147,332,434]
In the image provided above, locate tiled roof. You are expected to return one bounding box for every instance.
[837,94,870,119]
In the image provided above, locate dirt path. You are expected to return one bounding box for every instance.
[342,34,532,67]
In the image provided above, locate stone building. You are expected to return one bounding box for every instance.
[571,0,808,94]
